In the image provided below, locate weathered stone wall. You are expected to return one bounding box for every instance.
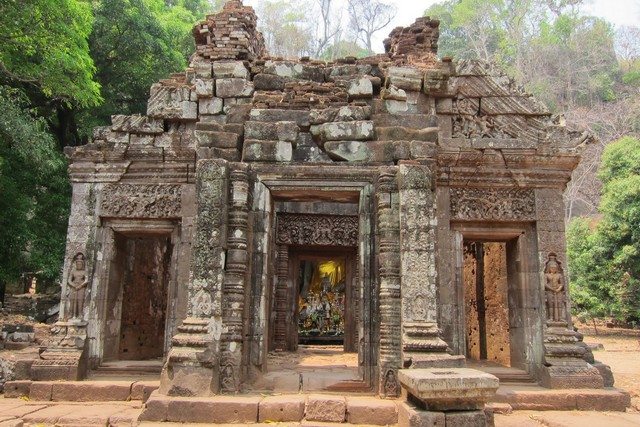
[49,0,601,393]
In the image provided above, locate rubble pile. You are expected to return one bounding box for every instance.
[384,16,440,58]
[193,0,266,61]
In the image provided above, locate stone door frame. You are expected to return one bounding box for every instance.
[89,219,181,366]
[247,169,377,389]
[451,222,543,377]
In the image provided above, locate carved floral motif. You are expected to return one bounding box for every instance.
[276,214,358,247]
[450,188,535,221]
[101,184,182,218]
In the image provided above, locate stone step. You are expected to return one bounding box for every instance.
[140,391,400,425]
[3,379,159,402]
[492,385,631,411]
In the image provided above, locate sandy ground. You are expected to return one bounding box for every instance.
[582,328,640,412]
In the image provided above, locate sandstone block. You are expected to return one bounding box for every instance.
[199,97,224,115]
[21,405,76,425]
[147,84,197,120]
[398,401,445,427]
[245,121,299,142]
[191,58,212,78]
[348,77,374,99]
[131,380,160,402]
[377,126,438,142]
[212,60,249,79]
[167,396,260,423]
[195,78,214,97]
[138,391,170,421]
[51,381,132,402]
[254,73,286,90]
[216,78,254,98]
[398,369,499,411]
[29,381,53,401]
[3,380,31,398]
[259,394,306,422]
[381,85,407,101]
[324,141,371,162]
[243,140,293,162]
[250,109,311,126]
[388,67,423,91]
[111,114,163,134]
[306,394,346,423]
[264,61,325,81]
[346,397,397,426]
[373,113,438,129]
[574,390,631,412]
[445,410,487,427]
[56,403,129,426]
[592,361,615,387]
[309,106,372,124]
[196,130,241,149]
[311,121,374,141]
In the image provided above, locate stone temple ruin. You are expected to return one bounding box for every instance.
[27,0,626,421]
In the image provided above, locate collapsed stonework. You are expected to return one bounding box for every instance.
[35,0,612,398]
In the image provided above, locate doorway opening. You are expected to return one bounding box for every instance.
[463,241,511,367]
[103,233,172,364]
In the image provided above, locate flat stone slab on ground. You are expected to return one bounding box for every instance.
[493,385,631,411]
[495,410,640,427]
[399,368,499,410]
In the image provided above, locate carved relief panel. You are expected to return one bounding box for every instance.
[450,188,535,221]
[101,184,182,218]
[276,214,358,247]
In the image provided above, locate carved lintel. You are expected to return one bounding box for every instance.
[276,214,358,247]
[101,184,182,218]
[450,188,535,221]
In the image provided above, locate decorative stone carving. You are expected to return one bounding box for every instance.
[65,253,89,320]
[544,253,567,323]
[450,188,535,221]
[276,214,358,247]
[452,113,517,139]
[101,184,182,218]
[383,369,399,398]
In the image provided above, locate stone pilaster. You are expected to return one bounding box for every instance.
[535,188,604,389]
[160,159,228,396]
[32,182,98,381]
[397,164,463,369]
[220,164,250,392]
[376,168,402,397]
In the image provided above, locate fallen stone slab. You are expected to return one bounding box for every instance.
[493,386,631,412]
[21,404,77,425]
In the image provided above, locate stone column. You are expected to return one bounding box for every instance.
[535,188,604,389]
[397,164,463,369]
[220,164,250,392]
[160,159,228,396]
[375,168,402,397]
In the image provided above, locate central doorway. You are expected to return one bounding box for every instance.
[293,251,357,352]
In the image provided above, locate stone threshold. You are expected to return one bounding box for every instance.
[493,385,631,412]
[3,379,160,403]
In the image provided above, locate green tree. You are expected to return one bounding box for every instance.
[78,0,201,138]
[568,137,640,324]
[0,87,70,287]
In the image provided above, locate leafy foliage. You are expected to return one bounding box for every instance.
[568,137,640,324]
[0,0,101,108]
[0,87,70,285]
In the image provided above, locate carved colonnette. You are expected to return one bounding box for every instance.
[375,168,402,397]
[160,159,229,396]
[398,164,462,369]
[220,164,251,392]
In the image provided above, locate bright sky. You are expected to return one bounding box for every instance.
[245,0,640,53]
